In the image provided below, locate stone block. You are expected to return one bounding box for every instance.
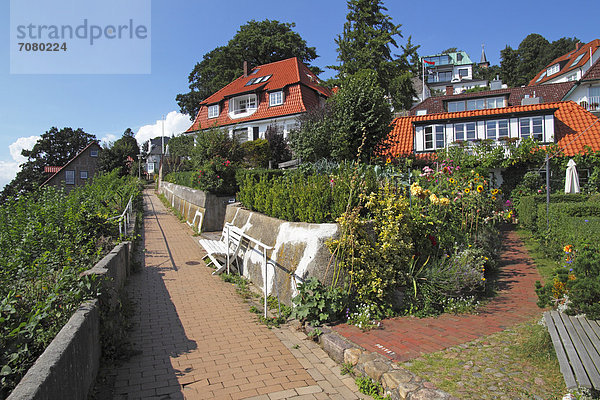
[321,333,353,364]
[344,348,362,366]
[363,359,389,381]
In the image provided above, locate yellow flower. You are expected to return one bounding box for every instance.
[491,196,496,201]
[491,188,499,195]
[439,197,451,206]
[410,182,423,197]
[477,185,484,193]
[464,188,471,194]
[429,193,440,205]
[449,178,456,184]
[564,245,573,253]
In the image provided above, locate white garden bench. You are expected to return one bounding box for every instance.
[198,223,245,275]
[198,223,277,317]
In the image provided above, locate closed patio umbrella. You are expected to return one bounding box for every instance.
[564,159,580,194]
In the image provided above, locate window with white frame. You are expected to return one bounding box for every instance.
[449,96,504,112]
[208,104,219,118]
[65,170,75,184]
[519,117,544,141]
[454,122,476,142]
[424,125,445,150]
[229,94,257,116]
[448,101,466,112]
[269,91,284,106]
[80,171,88,179]
[233,128,249,143]
[90,149,98,157]
[547,64,560,76]
[486,119,509,140]
[458,68,469,77]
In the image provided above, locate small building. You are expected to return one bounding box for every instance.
[146,136,170,176]
[422,51,488,96]
[562,58,600,116]
[42,142,102,193]
[184,57,332,141]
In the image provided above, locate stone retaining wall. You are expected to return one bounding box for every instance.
[305,324,457,400]
[225,204,339,305]
[8,239,134,399]
[159,181,235,232]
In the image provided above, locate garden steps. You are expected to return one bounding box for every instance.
[332,227,543,362]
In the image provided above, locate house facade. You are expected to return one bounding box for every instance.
[529,40,600,85]
[386,101,600,159]
[422,51,488,95]
[185,57,332,141]
[146,136,170,175]
[562,58,600,116]
[42,141,102,193]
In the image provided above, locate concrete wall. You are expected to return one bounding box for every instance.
[225,205,339,305]
[82,241,131,310]
[7,300,100,400]
[9,239,134,399]
[159,181,235,232]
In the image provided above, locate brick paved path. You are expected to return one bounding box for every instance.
[332,227,543,362]
[113,190,365,400]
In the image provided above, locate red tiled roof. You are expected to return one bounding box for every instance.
[386,101,600,157]
[529,40,600,85]
[581,57,600,81]
[410,82,574,115]
[185,57,331,133]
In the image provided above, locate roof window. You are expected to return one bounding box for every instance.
[245,74,272,86]
[570,53,585,67]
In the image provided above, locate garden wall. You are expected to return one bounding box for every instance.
[159,181,235,232]
[8,240,133,400]
[225,204,339,305]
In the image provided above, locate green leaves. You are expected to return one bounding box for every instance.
[291,277,347,326]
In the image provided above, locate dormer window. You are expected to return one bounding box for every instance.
[229,94,258,118]
[269,91,284,106]
[547,64,560,76]
[208,104,219,118]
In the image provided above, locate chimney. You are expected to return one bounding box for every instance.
[243,61,248,77]
[576,42,582,51]
[446,85,454,96]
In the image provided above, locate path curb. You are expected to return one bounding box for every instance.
[303,323,459,400]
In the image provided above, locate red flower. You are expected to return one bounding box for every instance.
[427,234,437,246]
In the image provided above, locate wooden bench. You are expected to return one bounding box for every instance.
[544,310,600,390]
[198,223,245,275]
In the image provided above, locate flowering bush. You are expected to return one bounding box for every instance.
[196,156,237,195]
[347,303,381,331]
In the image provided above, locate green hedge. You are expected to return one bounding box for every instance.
[517,194,589,230]
[236,168,377,223]
[163,171,199,189]
[534,201,600,259]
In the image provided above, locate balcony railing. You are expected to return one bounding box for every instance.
[580,96,600,111]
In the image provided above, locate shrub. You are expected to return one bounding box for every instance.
[517,194,589,230]
[240,139,271,168]
[291,277,347,326]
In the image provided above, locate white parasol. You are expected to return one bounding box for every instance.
[564,159,580,194]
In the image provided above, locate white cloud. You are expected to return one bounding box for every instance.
[100,133,118,147]
[0,135,40,191]
[135,111,192,145]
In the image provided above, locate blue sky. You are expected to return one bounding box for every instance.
[1,0,599,189]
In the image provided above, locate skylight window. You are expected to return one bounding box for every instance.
[245,74,272,86]
[570,53,585,67]
[535,71,547,82]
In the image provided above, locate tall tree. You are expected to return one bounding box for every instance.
[515,33,550,86]
[500,45,520,87]
[99,128,140,176]
[1,127,96,201]
[176,19,320,119]
[331,0,417,110]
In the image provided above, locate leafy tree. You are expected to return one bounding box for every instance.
[288,105,334,162]
[500,45,520,87]
[515,33,550,86]
[473,64,501,83]
[191,127,243,167]
[329,69,392,161]
[264,124,292,164]
[331,0,417,110]
[1,127,96,201]
[290,69,392,162]
[98,128,140,176]
[176,19,320,118]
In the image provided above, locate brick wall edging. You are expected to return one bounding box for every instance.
[304,324,458,400]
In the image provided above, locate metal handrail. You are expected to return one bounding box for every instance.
[108,195,134,237]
